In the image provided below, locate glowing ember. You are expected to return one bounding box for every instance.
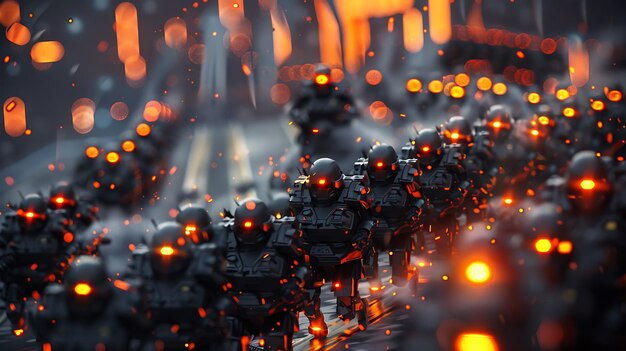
[3,97,26,137]
[31,41,65,63]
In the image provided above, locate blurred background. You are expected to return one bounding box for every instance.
[2,0,625,165]
[1,1,626,350]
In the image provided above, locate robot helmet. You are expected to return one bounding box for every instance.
[49,182,77,210]
[65,256,112,305]
[176,205,212,244]
[313,64,331,85]
[367,144,399,182]
[308,158,344,202]
[17,194,48,232]
[565,151,611,212]
[150,222,193,276]
[313,64,332,95]
[443,116,473,146]
[234,198,272,245]
[484,104,513,139]
[413,129,443,165]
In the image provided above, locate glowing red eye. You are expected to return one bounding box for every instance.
[450,132,460,140]
[579,179,595,190]
[318,178,326,185]
[55,197,65,204]
[376,161,384,168]
[315,74,329,85]
[159,246,174,256]
[243,220,253,228]
[492,121,502,129]
[312,128,320,134]
[421,146,430,153]
[74,283,92,296]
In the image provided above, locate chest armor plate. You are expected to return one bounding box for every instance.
[297,205,356,242]
[370,183,408,220]
[225,247,287,292]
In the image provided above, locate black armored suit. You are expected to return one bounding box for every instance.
[442,116,496,222]
[353,144,423,288]
[31,256,149,351]
[125,222,230,351]
[0,194,73,333]
[403,129,469,255]
[289,64,358,148]
[222,199,308,351]
[289,158,374,336]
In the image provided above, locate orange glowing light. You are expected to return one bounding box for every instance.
[270,83,291,105]
[527,92,541,104]
[136,123,151,137]
[121,140,135,152]
[143,100,162,122]
[270,6,292,65]
[403,8,424,53]
[557,241,573,254]
[184,225,197,235]
[314,0,342,67]
[74,283,92,296]
[334,282,341,288]
[124,55,146,85]
[0,0,20,27]
[13,329,24,337]
[492,121,502,129]
[318,178,327,185]
[30,41,64,64]
[164,17,187,49]
[450,86,465,98]
[562,107,576,118]
[503,198,513,205]
[492,82,507,95]
[406,78,422,93]
[243,220,253,228]
[534,238,552,253]
[428,0,451,44]
[455,333,499,351]
[450,132,460,140]
[530,129,539,136]
[3,97,26,137]
[63,232,73,243]
[607,90,622,102]
[106,151,120,164]
[160,246,175,256]
[6,22,30,46]
[465,261,491,284]
[71,98,95,134]
[421,146,430,153]
[579,179,595,190]
[476,77,492,91]
[85,146,99,159]
[568,38,589,87]
[315,74,329,85]
[312,128,320,134]
[591,100,605,111]
[376,161,384,168]
[537,116,550,126]
[555,89,570,101]
[115,2,140,63]
[218,0,244,30]
[55,197,65,204]
[428,80,443,94]
[365,69,383,86]
[455,73,470,87]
